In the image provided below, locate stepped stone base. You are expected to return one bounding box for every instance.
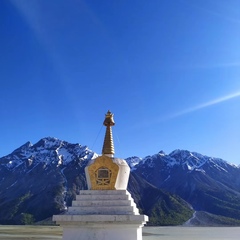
[53,190,148,240]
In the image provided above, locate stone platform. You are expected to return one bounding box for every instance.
[53,190,148,240]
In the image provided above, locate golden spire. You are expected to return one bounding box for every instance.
[102,110,115,157]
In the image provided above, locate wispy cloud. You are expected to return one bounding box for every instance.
[133,91,240,130]
[167,91,240,119]
[174,62,240,70]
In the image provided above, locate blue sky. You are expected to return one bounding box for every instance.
[0,0,240,164]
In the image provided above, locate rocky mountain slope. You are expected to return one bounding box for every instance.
[0,137,95,224]
[0,137,240,226]
[132,150,240,225]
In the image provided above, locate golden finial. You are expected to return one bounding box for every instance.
[102,110,115,156]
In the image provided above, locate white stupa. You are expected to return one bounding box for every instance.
[53,111,148,240]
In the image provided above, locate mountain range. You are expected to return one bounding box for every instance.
[0,137,240,226]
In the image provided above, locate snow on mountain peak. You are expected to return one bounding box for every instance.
[34,137,63,150]
[125,156,142,170]
[169,149,209,170]
[1,138,236,174]
[11,141,33,154]
[158,150,166,156]
[167,149,233,172]
[1,137,96,170]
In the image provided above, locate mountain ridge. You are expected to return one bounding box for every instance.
[133,148,240,224]
[1,137,240,226]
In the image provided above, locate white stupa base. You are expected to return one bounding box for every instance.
[53,190,148,240]
[62,226,143,240]
[57,216,147,240]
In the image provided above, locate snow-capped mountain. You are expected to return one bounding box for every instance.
[0,137,98,224]
[133,149,240,224]
[2,137,97,170]
[133,149,240,188]
[0,137,240,226]
[125,156,142,170]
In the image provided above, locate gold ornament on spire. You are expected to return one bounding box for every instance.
[102,110,115,156]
